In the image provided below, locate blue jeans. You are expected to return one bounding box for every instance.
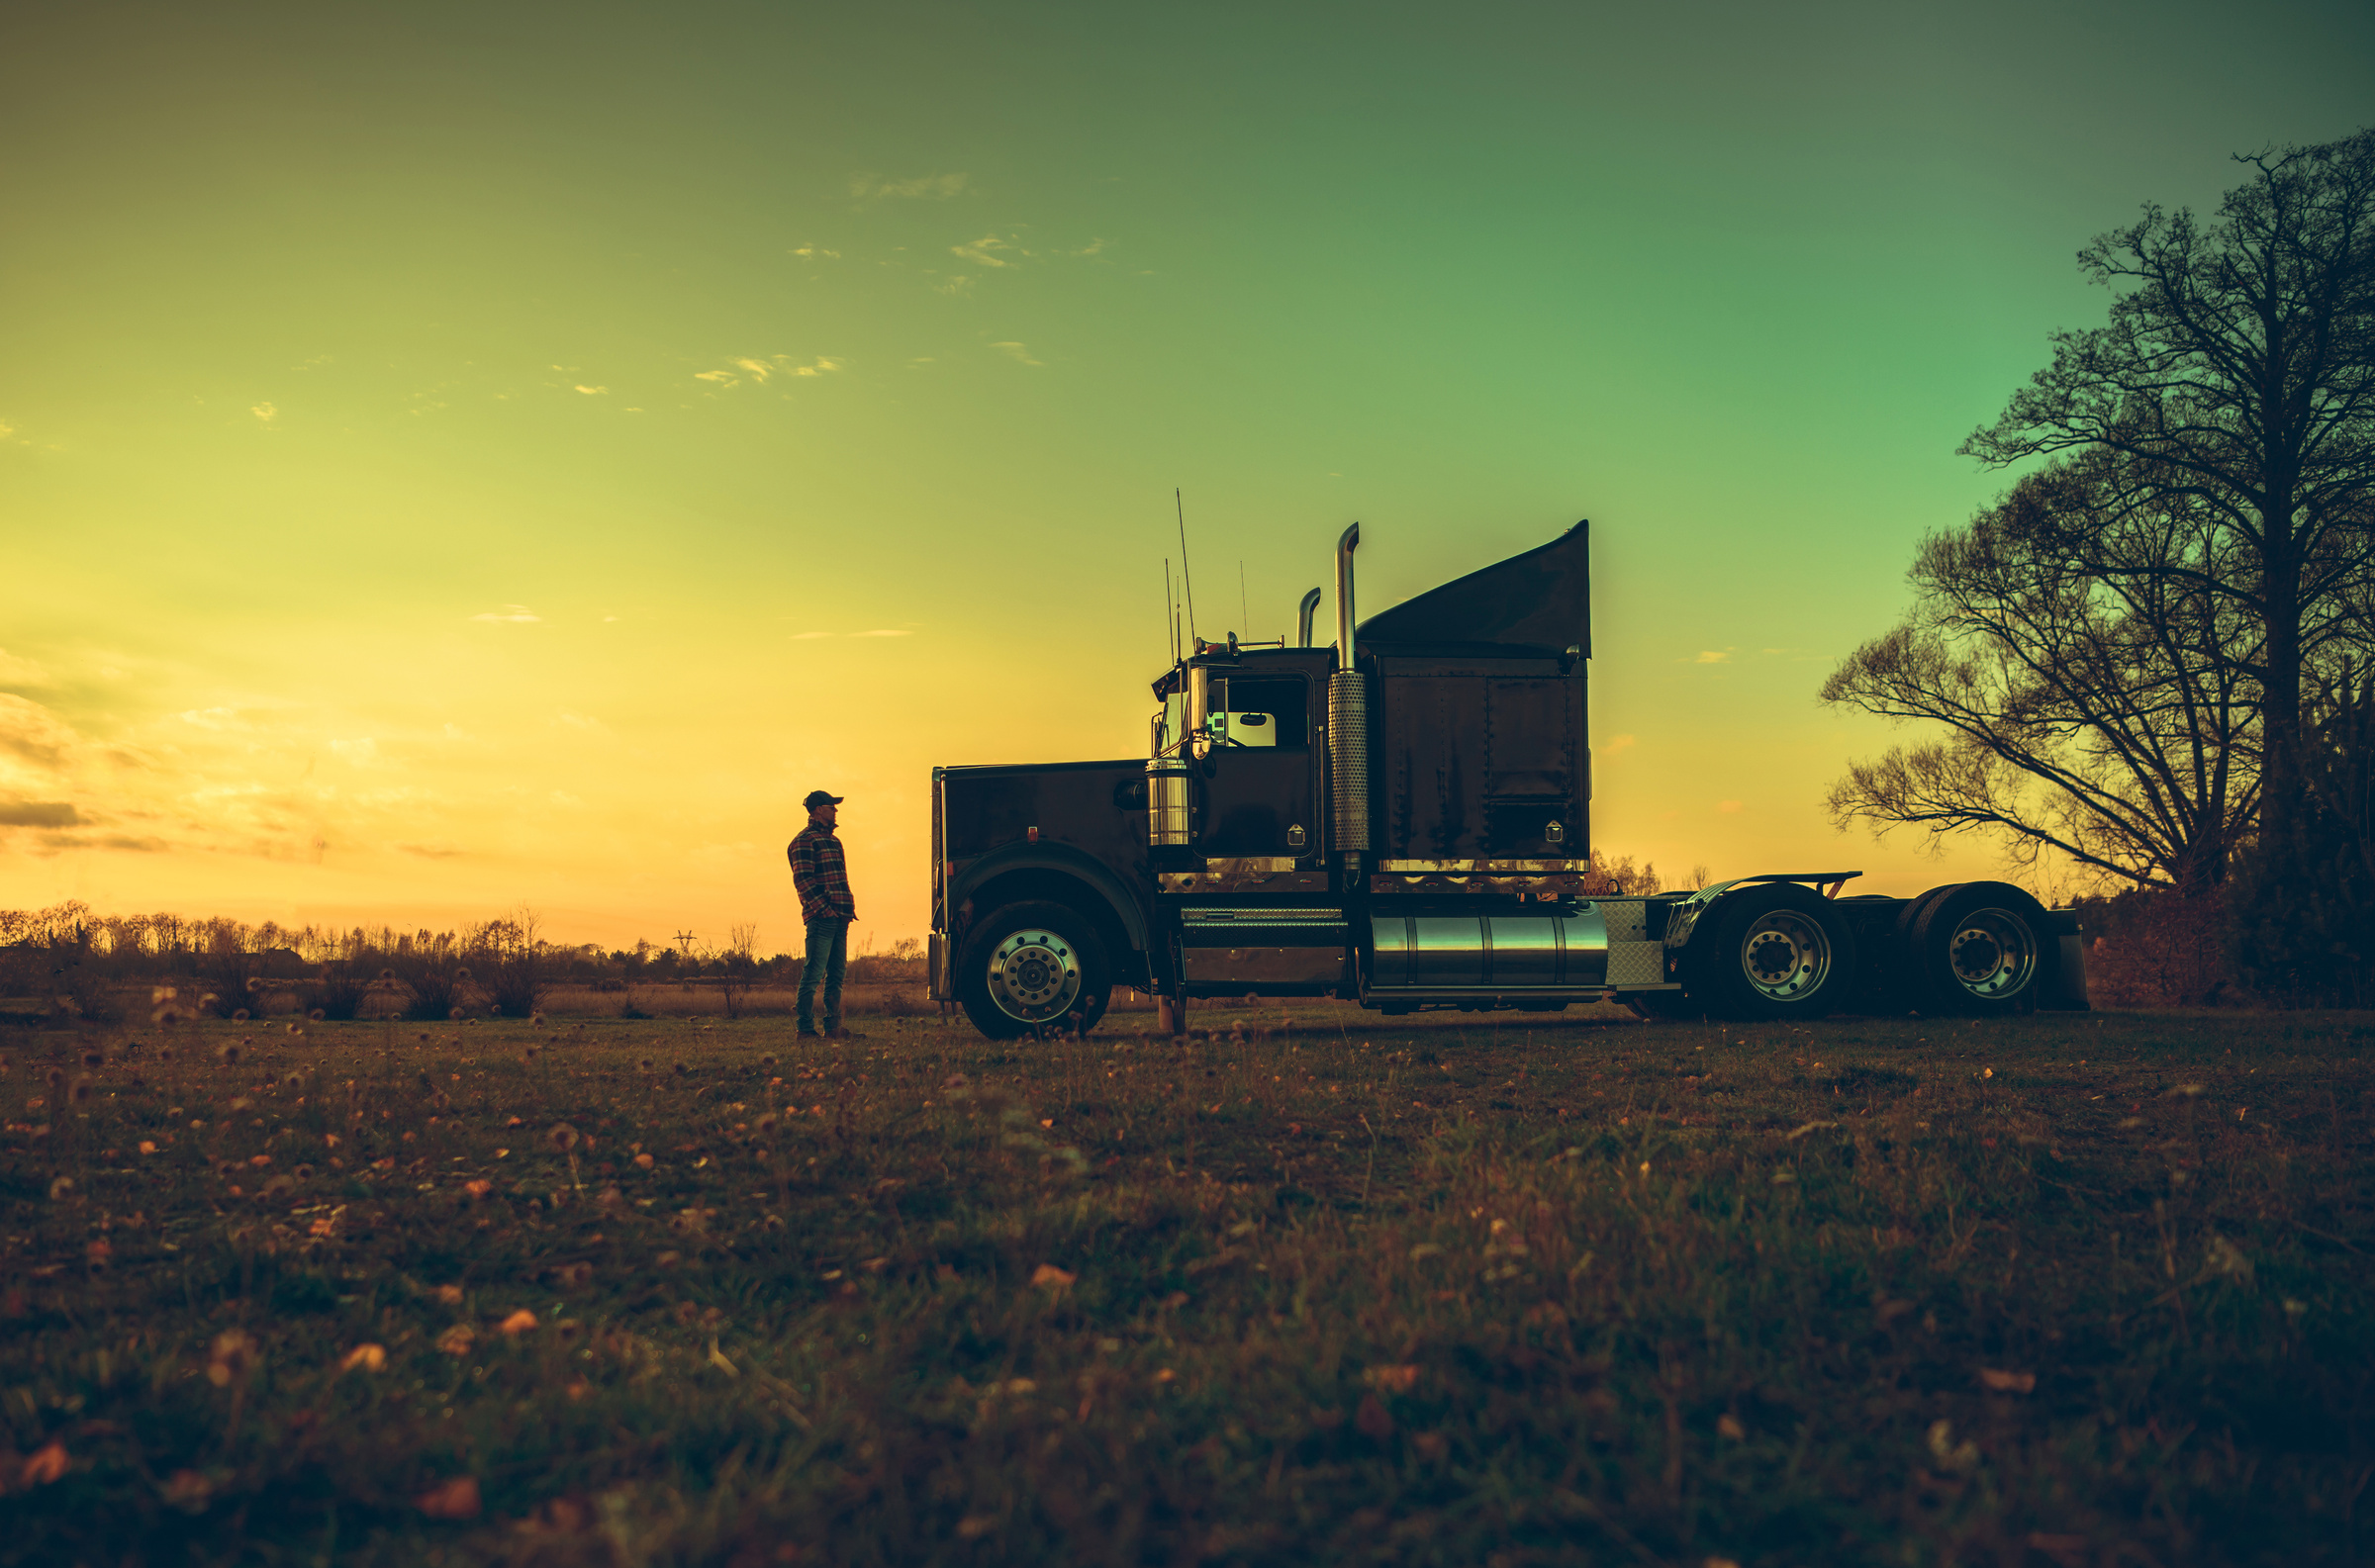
[799,918,849,1033]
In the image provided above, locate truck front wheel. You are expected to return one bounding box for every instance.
[1694,885,1859,1021]
[957,900,1113,1039]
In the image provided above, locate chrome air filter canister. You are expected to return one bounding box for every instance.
[1147,756,1194,847]
[1366,904,1610,994]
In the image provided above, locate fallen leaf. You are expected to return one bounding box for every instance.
[415,1474,482,1520]
[1718,1414,1747,1439]
[463,1180,492,1199]
[1978,1367,2036,1393]
[1363,1364,1420,1394]
[1030,1264,1077,1290]
[340,1343,387,1373]
[498,1310,538,1336]
[22,1439,69,1485]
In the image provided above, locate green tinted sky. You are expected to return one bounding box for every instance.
[3,0,2369,948]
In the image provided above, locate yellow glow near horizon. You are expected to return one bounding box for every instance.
[3,2,2368,952]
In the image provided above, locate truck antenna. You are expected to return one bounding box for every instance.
[1174,488,1198,649]
[1239,560,1249,638]
[1164,558,1178,664]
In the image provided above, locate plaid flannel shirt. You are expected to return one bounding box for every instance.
[788,821,857,922]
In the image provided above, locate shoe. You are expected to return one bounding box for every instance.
[798,1028,821,1040]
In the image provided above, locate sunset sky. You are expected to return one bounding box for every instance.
[4,0,2370,955]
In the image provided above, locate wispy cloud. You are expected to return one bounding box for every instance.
[790,244,841,258]
[850,629,912,638]
[933,275,977,297]
[952,233,1017,268]
[790,631,834,640]
[328,737,379,767]
[1601,734,1636,755]
[850,171,968,201]
[251,402,277,424]
[0,648,53,688]
[991,341,1044,367]
[472,605,541,623]
[1688,648,1735,665]
[574,384,608,396]
[0,799,80,827]
[552,710,606,731]
[695,354,845,389]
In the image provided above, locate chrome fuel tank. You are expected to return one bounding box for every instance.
[1367,905,1609,993]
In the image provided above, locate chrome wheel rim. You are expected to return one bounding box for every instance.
[1739,910,1831,1002]
[1946,908,2036,1000]
[986,928,1081,1023]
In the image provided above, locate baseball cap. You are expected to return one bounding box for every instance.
[803,789,845,811]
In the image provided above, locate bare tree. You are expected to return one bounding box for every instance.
[1960,127,2375,850]
[719,923,759,1020]
[1825,453,2262,891]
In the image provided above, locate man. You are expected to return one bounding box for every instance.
[787,789,856,1039]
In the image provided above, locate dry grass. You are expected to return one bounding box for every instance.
[2,1003,2371,1565]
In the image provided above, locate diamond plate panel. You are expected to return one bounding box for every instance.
[1604,940,1666,987]
[1597,899,1649,943]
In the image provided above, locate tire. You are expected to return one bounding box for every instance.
[1908,881,2050,1016]
[956,900,1113,1039]
[1692,884,1859,1021]
[1624,991,1703,1022]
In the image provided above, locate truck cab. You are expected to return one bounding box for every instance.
[929,520,2086,1035]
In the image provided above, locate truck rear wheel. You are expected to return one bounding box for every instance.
[1694,884,1858,1021]
[1908,882,2049,1015]
[957,900,1113,1039]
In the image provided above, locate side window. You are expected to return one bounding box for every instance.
[1210,676,1309,750]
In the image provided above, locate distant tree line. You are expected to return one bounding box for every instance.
[0,905,925,1026]
[1825,126,2375,1005]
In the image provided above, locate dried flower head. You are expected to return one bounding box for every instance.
[152,986,177,1004]
[454,966,472,982]
[70,1076,93,1105]
[547,1122,582,1153]
[760,1055,778,1068]
[637,1059,653,1071]
[245,976,266,993]
[45,1066,64,1090]
[48,1176,74,1200]
[308,1009,326,1022]
[232,1009,250,1022]
[672,1061,688,1076]
[287,1023,301,1037]
[379,968,397,981]
[529,1012,545,1026]
[449,1007,465,1021]
[218,1044,241,1065]
[81,1051,105,1068]
[206,1329,258,1386]
[200,993,219,1007]
[294,1163,315,1180]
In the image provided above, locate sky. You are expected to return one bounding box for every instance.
[2,0,2370,955]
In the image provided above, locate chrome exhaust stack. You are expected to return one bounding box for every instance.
[1328,523,1371,877]
[1297,587,1322,647]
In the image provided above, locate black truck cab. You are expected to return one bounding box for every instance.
[928,520,2085,1036]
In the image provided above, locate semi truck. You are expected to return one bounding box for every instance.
[926,521,2087,1037]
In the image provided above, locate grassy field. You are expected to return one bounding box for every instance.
[3,1000,2371,1566]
